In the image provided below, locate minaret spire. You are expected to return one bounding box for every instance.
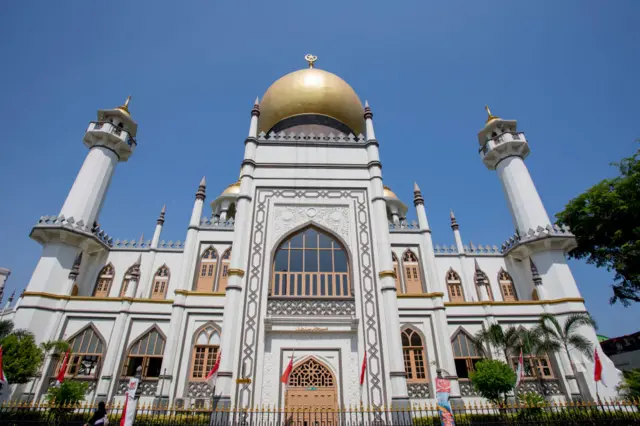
[196,176,207,201]
[364,100,375,140]
[450,209,459,230]
[450,209,464,254]
[157,204,166,225]
[248,97,260,138]
[413,182,424,206]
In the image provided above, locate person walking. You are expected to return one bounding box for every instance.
[85,401,109,425]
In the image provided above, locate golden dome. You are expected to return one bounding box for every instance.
[383,185,398,199]
[221,181,241,196]
[115,96,132,117]
[484,104,500,125]
[259,67,365,135]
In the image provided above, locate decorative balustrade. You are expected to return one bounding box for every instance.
[199,217,235,229]
[271,272,351,298]
[464,242,501,255]
[388,220,420,232]
[258,130,366,143]
[501,223,574,252]
[434,244,458,254]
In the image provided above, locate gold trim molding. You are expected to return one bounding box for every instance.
[174,290,225,297]
[378,270,397,279]
[22,291,174,304]
[397,292,445,299]
[227,268,245,278]
[443,297,585,307]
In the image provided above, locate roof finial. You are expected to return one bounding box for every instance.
[413,182,424,206]
[251,97,260,117]
[116,95,132,115]
[450,209,459,230]
[157,205,166,225]
[305,54,318,69]
[485,104,499,124]
[196,176,207,201]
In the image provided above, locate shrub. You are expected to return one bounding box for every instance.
[469,359,516,406]
[46,380,89,407]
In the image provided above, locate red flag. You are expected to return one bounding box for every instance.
[594,347,603,383]
[55,350,70,386]
[280,352,294,384]
[360,352,367,386]
[206,352,221,388]
[0,347,6,384]
[515,350,525,389]
[119,392,129,426]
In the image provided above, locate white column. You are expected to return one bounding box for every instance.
[496,156,551,234]
[450,211,464,254]
[413,184,461,399]
[364,103,409,404]
[59,146,119,226]
[217,103,260,406]
[530,251,580,299]
[162,178,205,401]
[23,243,79,294]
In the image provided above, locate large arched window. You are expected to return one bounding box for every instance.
[122,327,166,379]
[401,328,428,382]
[151,265,170,299]
[94,264,115,297]
[217,248,231,292]
[195,247,218,292]
[272,227,350,297]
[190,324,220,381]
[451,330,482,379]
[392,253,402,293]
[402,250,423,294]
[446,269,465,302]
[498,269,518,301]
[120,264,138,297]
[57,325,105,379]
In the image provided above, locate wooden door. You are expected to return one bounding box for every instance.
[285,358,338,426]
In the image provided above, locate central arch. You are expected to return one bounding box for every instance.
[285,357,338,418]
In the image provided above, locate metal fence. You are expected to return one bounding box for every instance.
[0,399,639,425]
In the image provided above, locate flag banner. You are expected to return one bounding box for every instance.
[0,347,9,403]
[55,350,70,386]
[515,350,525,390]
[594,347,606,386]
[359,352,367,386]
[206,352,221,388]
[280,352,294,384]
[436,378,455,426]
[120,377,139,426]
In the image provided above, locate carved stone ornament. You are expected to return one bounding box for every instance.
[407,383,431,399]
[267,299,356,316]
[274,205,349,246]
[459,381,480,397]
[187,381,213,398]
[117,379,158,396]
[516,379,563,396]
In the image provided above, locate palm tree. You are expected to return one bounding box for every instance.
[536,313,597,399]
[474,324,522,363]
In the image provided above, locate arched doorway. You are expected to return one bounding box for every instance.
[285,357,338,425]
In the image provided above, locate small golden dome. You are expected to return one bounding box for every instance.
[221,181,241,195]
[259,66,365,135]
[115,96,132,117]
[484,104,500,125]
[383,185,398,199]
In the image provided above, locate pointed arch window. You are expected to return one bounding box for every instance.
[474,268,494,301]
[196,247,218,292]
[498,269,518,301]
[190,324,220,380]
[402,250,423,294]
[217,248,231,292]
[446,269,465,302]
[401,328,428,382]
[122,327,166,379]
[56,325,105,379]
[151,265,170,300]
[120,264,138,297]
[392,253,402,293]
[94,264,114,297]
[288,358,335,388]
[451,331,482,379]
[272,227,350,298]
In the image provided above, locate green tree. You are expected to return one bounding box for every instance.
[0,332,44,384]
[0,320,14,340]
[46,380,88,406]
[617,369,640,401]
[536,313,596,399]
[469,359,516,406]
[474,324,521,363]
[556,145,640,305]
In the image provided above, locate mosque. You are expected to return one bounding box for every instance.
[6,54,620,410]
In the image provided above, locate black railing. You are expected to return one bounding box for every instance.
[0,400,639,425]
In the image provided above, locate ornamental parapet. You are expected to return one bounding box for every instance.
[501,224,577,259]
[388,220,420,233]
[199,217,235,230]
[257,130,366,144]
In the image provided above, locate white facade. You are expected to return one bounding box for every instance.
[6,64,622,409]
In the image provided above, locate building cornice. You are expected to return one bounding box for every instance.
[443,297,585,307]
[396,292,445,299]
[21,291,174,304]
[174,290,225,297]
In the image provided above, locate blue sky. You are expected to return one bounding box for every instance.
[0,1,638,336]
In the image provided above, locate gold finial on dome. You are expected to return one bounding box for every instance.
[305,54,318,69]
[116,95,132,116]
[485,104,499,124]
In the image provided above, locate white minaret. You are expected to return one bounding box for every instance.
[477,106,550,234]
[25,98,138,298]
